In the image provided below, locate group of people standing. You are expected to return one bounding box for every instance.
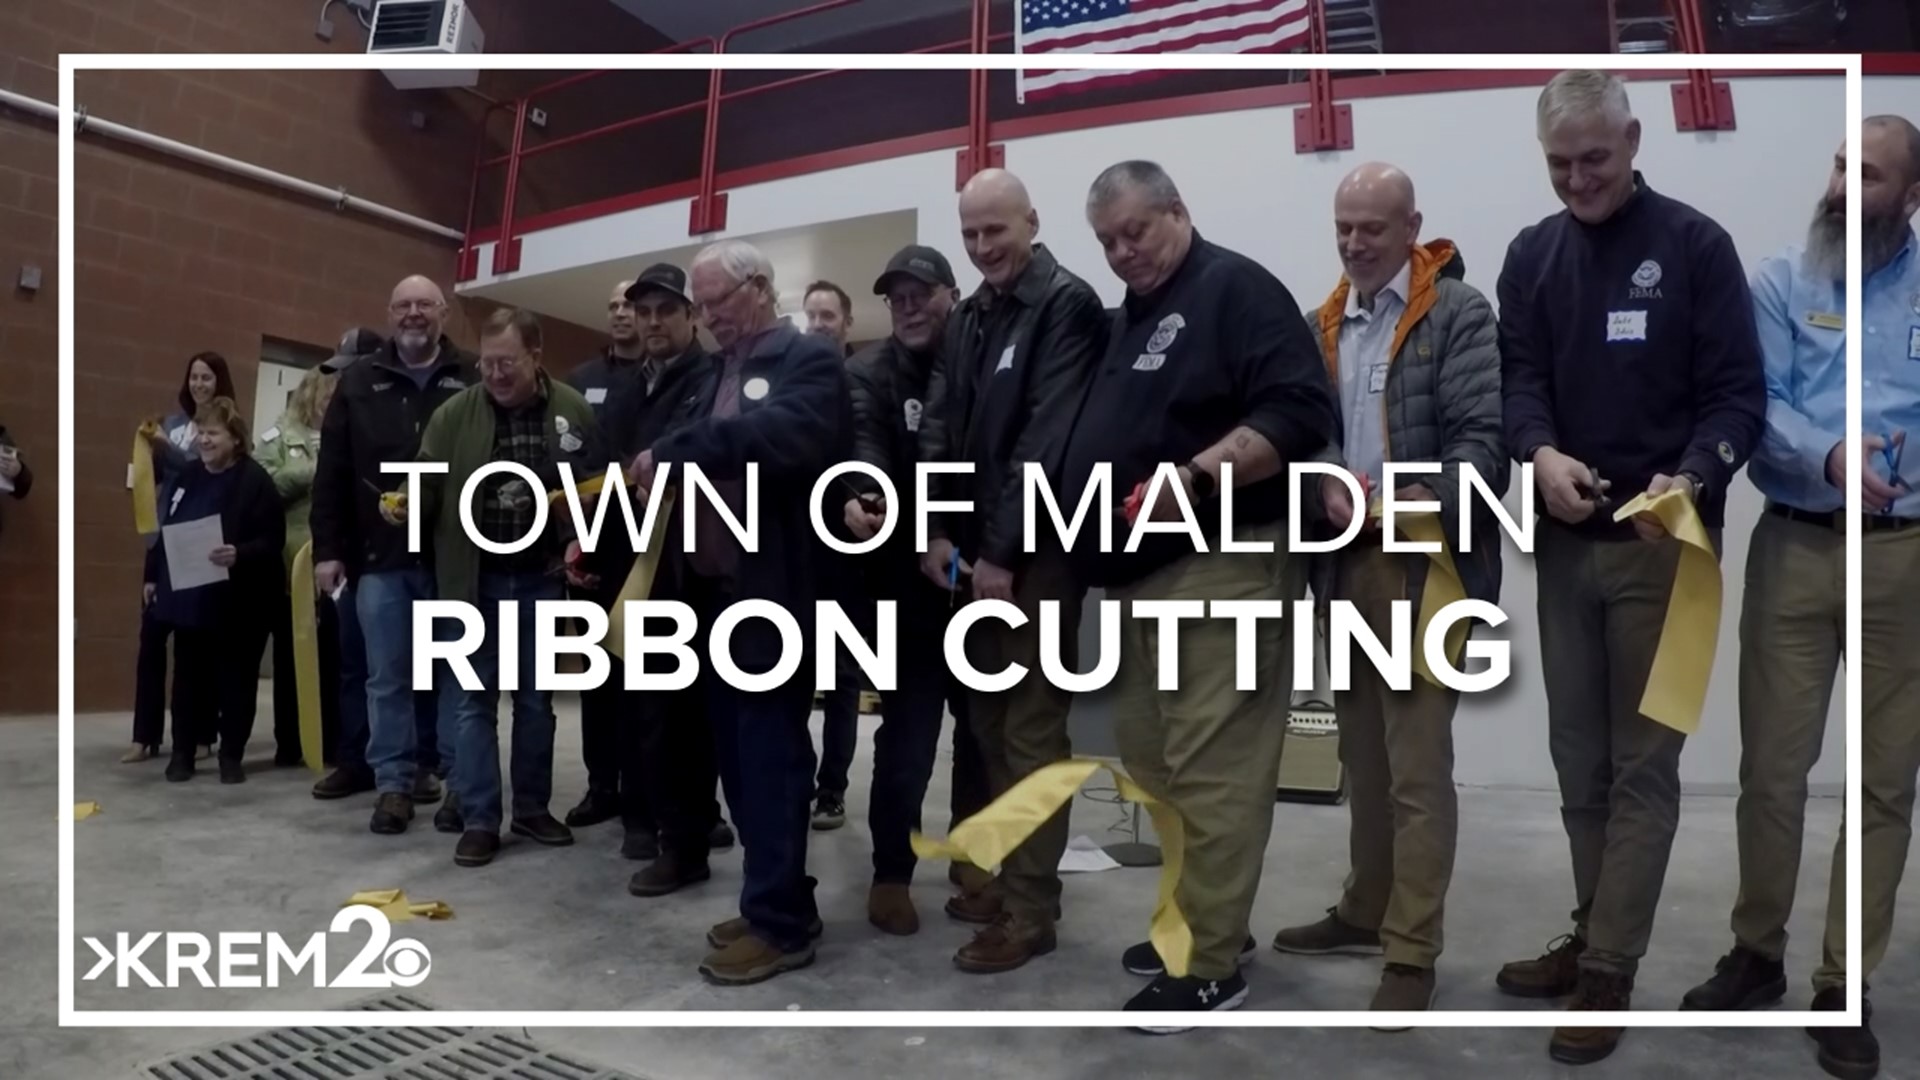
[118,68,1914,1080]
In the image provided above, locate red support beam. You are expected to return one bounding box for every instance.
[956,0,1004,188]
[1669,0,1736,131]
[490,99,528,275]
[1293,0,1352,153]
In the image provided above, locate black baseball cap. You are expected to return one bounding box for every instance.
[873,245,956,295]
[323,327,383,373]
[625,263,691,305]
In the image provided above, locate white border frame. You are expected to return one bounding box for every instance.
[58,49,1862,1029]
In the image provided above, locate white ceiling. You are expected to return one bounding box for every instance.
[465,209,920,342]
[605,0,972,48]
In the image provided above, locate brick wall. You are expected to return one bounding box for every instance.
[0,0,620,716]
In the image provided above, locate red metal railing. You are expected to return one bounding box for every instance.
[459,0,1794,284]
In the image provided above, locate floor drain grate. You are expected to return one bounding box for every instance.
[137,995,647,1079]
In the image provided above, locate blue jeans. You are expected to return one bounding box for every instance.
[358,567,457,795]
[333,585,371,772]
[455,572,563,833]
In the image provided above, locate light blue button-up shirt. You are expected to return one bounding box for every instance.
[1747,227,1920,517]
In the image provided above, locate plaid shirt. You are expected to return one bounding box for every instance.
[477,394,552,573]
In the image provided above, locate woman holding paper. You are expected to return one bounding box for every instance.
[126,352,238,764]
[143,397,286,784]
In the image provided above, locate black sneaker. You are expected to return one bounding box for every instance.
[564,789,622,828]
[433,794,464,835]
[1808,986,1879,1080]
[218,758,246,785]
[622,827,660,861]
[811,793,846,831]
[710,819,737,852]
[1124,972,1249,1034]
[510,812,575,847]
[165,753,194,783]
[1680,945,1786,1010]
[312,766,375,800]
[454,830,500,868]
[273,748,303,768]
[1122,936,1257,977]
[369,792,413,835]
[411,771,443,805]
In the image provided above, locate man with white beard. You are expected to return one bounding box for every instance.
[1677,115,1920,1080]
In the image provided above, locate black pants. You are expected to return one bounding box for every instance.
[132,607,172,750]
[870,595,980,883]
[268,593,346,766]
[170,620,270,761]
[635,579,720,857]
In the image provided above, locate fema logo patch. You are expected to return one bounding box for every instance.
[1717,441,1735,465]
[1629,259,1664,300]
[903,398,923,433]
[1146,314,1186,354]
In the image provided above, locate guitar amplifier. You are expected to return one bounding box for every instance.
[1276,704,1345,804]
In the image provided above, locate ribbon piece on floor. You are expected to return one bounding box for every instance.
[290,541,326,775]
[1612,488,1720,735]
[910,759,1193,977]
[345,889,454,923]
[73,801,102,821]
[1371,504,1468,689]
[131,423,159,536]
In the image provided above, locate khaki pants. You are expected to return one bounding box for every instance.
[967,552,1083,925]
[1331,542,1460,969]
[1536,523,1700,978]
[1111,523,1302,979]
[1732,510,1920,991]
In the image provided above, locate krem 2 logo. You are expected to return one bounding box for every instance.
[80,905,431,989]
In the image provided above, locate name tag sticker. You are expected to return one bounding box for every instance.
[995,345,1015,373]
[1910,326,1920,361]
[585,387,608,404]
[1607,310,1648,343]
[1807,311,1845,331]
[1368,363,1388,394]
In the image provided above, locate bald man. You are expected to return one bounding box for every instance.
[311,274,478,837]
[917,167,1107,974]
[1269,162,1505,1017]
[1678,117,1920,1080]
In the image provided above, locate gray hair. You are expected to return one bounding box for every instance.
[692,239,776,292]
[1537,69,1633,137]
[1088,160,1183,214]
[1867,114,1920,186]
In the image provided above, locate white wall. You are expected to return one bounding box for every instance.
[467,75,1848,792]
[1868,75,1920,119]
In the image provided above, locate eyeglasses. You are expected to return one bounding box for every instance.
[883,290,934,313]
[390,300,445,315]
[477,355,530,374]
[693,276,755,315]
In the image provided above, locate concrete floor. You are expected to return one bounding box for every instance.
[2,699,1913,1079]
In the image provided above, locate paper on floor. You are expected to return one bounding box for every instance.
[1058,834,1122,873]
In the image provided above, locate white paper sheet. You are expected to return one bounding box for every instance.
[1058,834,1122,874]
[162,515,228,591]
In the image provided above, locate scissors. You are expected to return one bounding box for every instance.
[1577,466,1613,510]
[948,548,961,609]
[1879,431,1908,514]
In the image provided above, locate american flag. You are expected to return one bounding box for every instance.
[1017,0,1312,103]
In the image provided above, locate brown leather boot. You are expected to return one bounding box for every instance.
[944,887,1003,924]
[954,912,1056,974]
[949,862,994,895]
[1549,968,1632,1065]
[1497,933,1586,998]
[868,883,919,936]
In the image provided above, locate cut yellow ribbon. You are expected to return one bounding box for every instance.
[547,473,606,506]
[344,889,454,922]
[1611,488,1720,735]
[910,759,1193,977]
[1368,503,1468,689]
[73,801,102,821]
[131,423,160,535]
[606,488,676,661]
[291,541,327,775]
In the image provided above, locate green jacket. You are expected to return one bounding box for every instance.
[418,374,606,607]
[256,412,323,581]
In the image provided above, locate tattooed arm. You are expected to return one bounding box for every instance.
[1189,425,1282,487]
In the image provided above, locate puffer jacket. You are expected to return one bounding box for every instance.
[255,413,323,580]
[843,334,941,589]
[916,243,1107,571]
[1310,240,1508,609]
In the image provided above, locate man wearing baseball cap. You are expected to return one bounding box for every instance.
[837,243,990,936]
[321,328,384,375]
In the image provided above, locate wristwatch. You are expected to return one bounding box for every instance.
[1185,461,1217,500]
[1678,470,1706,503]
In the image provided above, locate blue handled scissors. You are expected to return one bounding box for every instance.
[1879,432,1908,514]
[948,548,961,608]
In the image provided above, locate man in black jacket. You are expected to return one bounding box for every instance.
[917,167,1107,975]
[839,243,991,937]
[0,424,32,540]
[311,274,479,836]
[593,264,734,878]
[626,239,850,986]
[1061,160,1336,1025]
[1494,71,1764,1065]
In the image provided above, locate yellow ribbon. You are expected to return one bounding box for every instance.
[344,889,454,922]
[1609,488,1719,735]
[1368,503,1468,689]
[910,759,1194,977]
[131,423,159,535]
[605,488,676,661]
[547,474,606,506]
[73,801,102,821]
[290,541,327,774]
